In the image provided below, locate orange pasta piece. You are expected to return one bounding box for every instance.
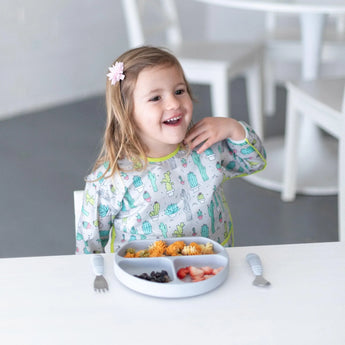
[165,241,185,256]
[148,240,167,257]
[135,249,150,257]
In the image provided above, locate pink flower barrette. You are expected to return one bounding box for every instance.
[107,61,125,85]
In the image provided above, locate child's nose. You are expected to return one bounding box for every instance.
[165,94,180,110]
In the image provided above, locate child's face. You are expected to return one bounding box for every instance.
[132,64,193,158]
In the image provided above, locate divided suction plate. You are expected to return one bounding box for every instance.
[113,237,229,298]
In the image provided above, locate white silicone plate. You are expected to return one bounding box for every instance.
[113,237,229,298]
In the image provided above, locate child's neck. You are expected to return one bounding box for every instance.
[147,143,180,159]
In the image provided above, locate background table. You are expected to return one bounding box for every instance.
[196,0,345,195]
[1,242,345,345]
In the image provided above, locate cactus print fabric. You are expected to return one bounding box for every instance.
[76,122,266,254]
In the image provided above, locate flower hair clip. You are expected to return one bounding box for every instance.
[107,61,125,85]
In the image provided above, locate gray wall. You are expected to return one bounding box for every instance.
[0,0,265,120]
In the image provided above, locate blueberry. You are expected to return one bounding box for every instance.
[134,270,170,283]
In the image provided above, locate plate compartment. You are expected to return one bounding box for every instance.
[113,237,229,298]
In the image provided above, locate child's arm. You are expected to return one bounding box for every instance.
[75,169,119,254]
[184,117,246,154]
[75,186,110,255]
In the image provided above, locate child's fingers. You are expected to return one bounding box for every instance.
[187,131,209,151]
[195,135,220,153]
[185,117,231,153]
[195,136,222,154]
[185,123,207,140]
[185,121,216,144]
[188,131,220,153]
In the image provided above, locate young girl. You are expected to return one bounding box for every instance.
[76,46,266,254]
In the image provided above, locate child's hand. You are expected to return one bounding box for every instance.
[184,117,246,154]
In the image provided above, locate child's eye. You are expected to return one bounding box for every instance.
[150,96,161,102]
[175,89,185,95]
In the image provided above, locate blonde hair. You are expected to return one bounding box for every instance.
[93,46,193,178]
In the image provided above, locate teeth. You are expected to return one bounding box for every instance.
[165,116,181,123]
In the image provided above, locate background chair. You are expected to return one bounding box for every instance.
[282,78,345,241]
[264,12,345,115]
[121,0,264,136]
[73,190,84,234]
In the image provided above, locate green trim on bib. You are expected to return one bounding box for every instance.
[147,145,180,163]
[110,225,116,253]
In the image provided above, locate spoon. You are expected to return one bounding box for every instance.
[246,253,271,287]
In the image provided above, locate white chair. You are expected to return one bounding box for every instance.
[282,78,345,241]
[121,0,264,136]
[264,12,345,115]
[73,190,84,234]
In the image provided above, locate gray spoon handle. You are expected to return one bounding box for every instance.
[246,253,271,287]
[246,253,263,276]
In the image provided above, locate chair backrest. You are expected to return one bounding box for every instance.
[121,0,182,47]
[73,190,84,234]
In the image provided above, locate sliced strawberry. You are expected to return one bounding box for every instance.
[203,274,214,280]
[191,275,205,282]
[201,266,214,275]
[188,266,204,279]
[177,267,189,279]
[212,266,224,275]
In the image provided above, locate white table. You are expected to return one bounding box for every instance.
[1,242,345,345]
[196,0,345,195]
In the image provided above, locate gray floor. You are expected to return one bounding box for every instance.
[0,78,337,258]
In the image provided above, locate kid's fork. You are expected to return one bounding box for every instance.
[92,255,109,292]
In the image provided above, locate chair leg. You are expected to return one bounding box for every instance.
[339,137,345,241]
[209,72,229,118]
[263,56,276,116]
[245,62,264,138]
[281,92,301,202]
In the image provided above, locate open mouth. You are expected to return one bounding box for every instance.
[163,115,182,125]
